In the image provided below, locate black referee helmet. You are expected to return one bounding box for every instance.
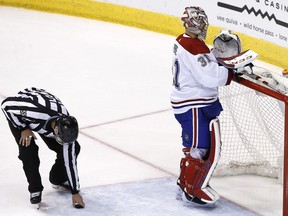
[54,115,79,145]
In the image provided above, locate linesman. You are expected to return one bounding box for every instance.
[1,87,85,208]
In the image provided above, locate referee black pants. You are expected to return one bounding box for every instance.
[8,122,80,193]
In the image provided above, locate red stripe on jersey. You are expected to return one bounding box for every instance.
[171,98,215,105]
[192,108,198,148]
[176,34,210,55]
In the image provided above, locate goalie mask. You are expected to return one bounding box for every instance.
[181,6,209,40]
[54,115,79,145]
[212,29,242,58]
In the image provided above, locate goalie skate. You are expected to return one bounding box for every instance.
[181,186,219,208]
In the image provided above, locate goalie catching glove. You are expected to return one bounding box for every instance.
[212,29,241,58]
[211,30,257,76]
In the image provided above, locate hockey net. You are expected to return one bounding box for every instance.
[215,66,287,179]
[215,65,288,215]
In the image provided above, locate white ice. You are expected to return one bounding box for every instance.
[0,7,283,216]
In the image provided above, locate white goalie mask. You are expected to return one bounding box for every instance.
[212,30,242,58]
[181,6,209,40]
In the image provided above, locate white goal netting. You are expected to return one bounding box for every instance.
[215,67,286,178]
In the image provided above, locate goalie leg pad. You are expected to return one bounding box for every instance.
[176,148,190,199]
[202,118,222,189]
[183,119,222,204]
[177,148,190,189]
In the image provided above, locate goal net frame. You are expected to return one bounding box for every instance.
[219,74,288,216]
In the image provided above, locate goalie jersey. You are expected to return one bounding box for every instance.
[171,34,233,114]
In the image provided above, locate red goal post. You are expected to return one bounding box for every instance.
[216,69,288,216]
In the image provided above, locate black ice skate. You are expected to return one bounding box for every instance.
[181,187,218,208]
[30,191,42,204]
[52,181,70,191]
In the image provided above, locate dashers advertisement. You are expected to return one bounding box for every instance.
[211,0,288,48]
[95,0,288,48]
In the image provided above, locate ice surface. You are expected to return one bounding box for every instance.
[38,178,256,216]
[0,6,282,216]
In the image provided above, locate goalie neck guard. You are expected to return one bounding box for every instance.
[212,29,242,58]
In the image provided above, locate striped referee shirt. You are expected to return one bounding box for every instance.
[1,87,80,194]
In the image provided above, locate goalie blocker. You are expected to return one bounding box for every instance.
[216,49,258,75]
[178,119,221,206]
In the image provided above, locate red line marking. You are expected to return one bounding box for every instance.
[80,109,170,129]
[79,130,176,177]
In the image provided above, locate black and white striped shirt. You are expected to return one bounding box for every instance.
[1,87,80,194]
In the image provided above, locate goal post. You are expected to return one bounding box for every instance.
[216,70,288,216]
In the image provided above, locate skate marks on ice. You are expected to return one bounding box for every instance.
[44,177,257,216]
